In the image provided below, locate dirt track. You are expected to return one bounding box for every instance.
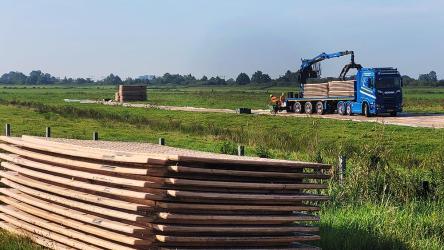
[101,102,444,129]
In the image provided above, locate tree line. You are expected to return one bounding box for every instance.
[0,69,442,86]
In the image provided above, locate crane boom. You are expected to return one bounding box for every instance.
[297,50,361,86]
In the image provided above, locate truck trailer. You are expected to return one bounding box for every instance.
[276,51,403,117]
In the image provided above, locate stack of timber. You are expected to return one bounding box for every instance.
[328,80,355,97]
[302,83,328,98]
[115,85,147,102]
[0,135,331,249]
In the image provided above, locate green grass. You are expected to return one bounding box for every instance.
[319,202,444,250]
[2,85,443,112]
[0,230,43,250]
[0,85,443,249]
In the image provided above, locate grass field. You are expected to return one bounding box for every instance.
[0,85,443,249]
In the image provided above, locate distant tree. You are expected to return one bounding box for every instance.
[251,71,271,83]
[0,71,27,84]
[226,78,235,85]
[206,76,226,85]
[102,74,122,85]
[201,76,208,81]
[277,70,298,82]
[401,75,416,86]
[236,73,250,85]
[418,71,438,82]
[26,70,43,84]
[75,78,88,84]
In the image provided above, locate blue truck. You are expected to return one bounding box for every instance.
[278,51,403,117]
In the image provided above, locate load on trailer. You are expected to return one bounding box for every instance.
[271,51,403,116]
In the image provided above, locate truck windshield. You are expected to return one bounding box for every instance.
[376,77,401,89]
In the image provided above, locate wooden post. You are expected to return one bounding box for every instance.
[46,127,51,138]
[93,132,99,141]
[5,124,11,136]
[339,155,346,184]
[238,145,245,156]
[159,138,165,145]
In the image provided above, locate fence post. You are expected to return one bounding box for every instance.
[238,145,245,156]
[159,138,165,145]
[338,155,346,184]
[93,131,99,141]
[46,127,51,138]
[4,124,11,136]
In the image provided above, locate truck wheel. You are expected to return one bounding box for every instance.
[305,102,313,114]
[293,102,303,113]
[390,111,397,116]
[346,103,352,116]
[363,103,371,117]
[316,101,324,115]
[337,102,345,115]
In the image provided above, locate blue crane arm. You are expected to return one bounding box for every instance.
[297,50,357,85]
[300,51,353,71]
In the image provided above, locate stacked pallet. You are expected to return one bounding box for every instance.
[302,83,328,98]
[0,135,331,249]
[115,85,147,102]
[328,80,355,97]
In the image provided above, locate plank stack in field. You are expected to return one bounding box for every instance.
[328,80,355,97]
[0,135,331,250]
[302,83,328,98]
[115,85,147,102]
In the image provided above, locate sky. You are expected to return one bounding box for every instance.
[0,0,443,80]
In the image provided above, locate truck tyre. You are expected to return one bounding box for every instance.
[293,102,303,113]
[337,102,345,115]
[390,111,397,117]
[363,103,371,117]
[346,103,352,116]
[316,101,324,115]
[305,102,313,114]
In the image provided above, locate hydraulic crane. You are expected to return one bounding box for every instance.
[297,50,362,86]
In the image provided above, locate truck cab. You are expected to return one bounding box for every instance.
[354,68,403,116]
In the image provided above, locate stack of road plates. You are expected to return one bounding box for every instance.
[0,135,331,249]
[116,85,147,102]
[303,83,329,98]
[328,80,355,97]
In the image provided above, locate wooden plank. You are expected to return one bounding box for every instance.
[0,143,151,175]
[0,212,102,250]
[0,221,76,250]
[154,213,318,225]
[155,234,320,246]
[166,190,329,203]
[155,202,320,213]
[0,179,151,223]
[0,190,149,235]
[1,195,152,246]
[153,224,319,235]
[0,205,141,250]
[0,171,153,212]
[168,165,330,180]
[0,162,159,200]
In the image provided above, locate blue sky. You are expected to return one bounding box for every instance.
[0,0,443,80]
